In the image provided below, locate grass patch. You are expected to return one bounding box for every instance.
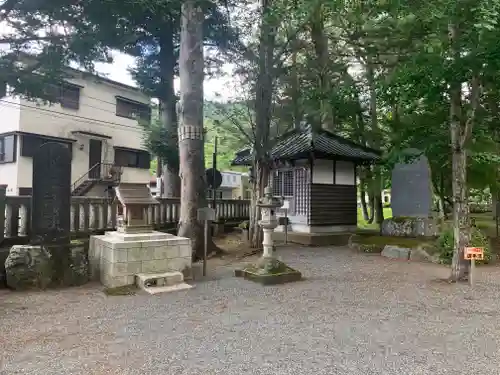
[355,235,432,247]
[103,285,137,296]
[352,234,435,254]
[357,208,392,230]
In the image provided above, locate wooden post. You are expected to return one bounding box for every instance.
[0,185,6,243]
[203,220,208,276]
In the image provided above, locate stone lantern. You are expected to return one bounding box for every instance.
[257,186,282,258]
[235,184,302,285]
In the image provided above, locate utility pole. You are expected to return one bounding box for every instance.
[212,136,218,215]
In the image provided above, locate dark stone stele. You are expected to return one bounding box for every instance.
[31,142,71,246]
[390,149,433,218]
[27,142,83,287]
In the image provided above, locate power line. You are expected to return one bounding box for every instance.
[0,98,149,132]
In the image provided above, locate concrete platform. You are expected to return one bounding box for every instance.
[89,231,192,289]
[135,271,193,294]
[272,231,353,246]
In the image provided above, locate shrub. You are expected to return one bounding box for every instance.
[469,203,490,214]
[239,220,249,230]
[436,227,492,265]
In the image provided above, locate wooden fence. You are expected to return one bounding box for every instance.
[0,189,250,244]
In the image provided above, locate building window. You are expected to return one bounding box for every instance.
[114,147,150,169]
[0,134,16,163]
[207,190,222,199]
[116,97,151,123]
[272,170,294,197]
[20,134,73,158]
[58,84,80,110]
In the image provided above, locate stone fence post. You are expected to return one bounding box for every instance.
[0,185,6,243]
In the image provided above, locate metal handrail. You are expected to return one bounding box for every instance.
[71,163,101,192]
[71,162,123,192]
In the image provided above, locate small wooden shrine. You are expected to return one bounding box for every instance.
[232,124,380,235]
[114,183,159,233]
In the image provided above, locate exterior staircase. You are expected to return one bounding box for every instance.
[71,163,123,196]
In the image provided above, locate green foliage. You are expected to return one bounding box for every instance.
[436,227,492,265]
[204,101,251,171]
[238,220,249,230]
[141,117,180,172]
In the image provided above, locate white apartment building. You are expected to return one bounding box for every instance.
[150,171,251,199]
[0,69,152,196]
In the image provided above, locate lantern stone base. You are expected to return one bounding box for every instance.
[89,231,192,289]
[235,257,302,285]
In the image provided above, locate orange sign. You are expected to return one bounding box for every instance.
[465,247,484,260]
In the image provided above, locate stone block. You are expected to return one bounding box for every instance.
[153,246,170,260]
[110,240,138,250]
[409,247,432,262]
[167,257,191,273]
[103,247,128,263]
[142,259,168,273]
[107,262,129,277]
[381,245,411,260]
[175,237,191,245]
[165,245,179,258]
[127,261,142,274]
[381,217,439,237]
[179,244,192,258]
[141,247,155,260]
[127,247,143,262]
[240,259,302,285]
[89,231,192,289]
[103,274,130,289]
[135,271,192,295]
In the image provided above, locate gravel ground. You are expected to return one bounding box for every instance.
[2,246,500,375]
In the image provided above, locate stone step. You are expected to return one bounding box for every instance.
[135,271,193,295]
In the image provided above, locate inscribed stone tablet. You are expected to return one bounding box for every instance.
[391,149,433,218]
[31,142,71,245]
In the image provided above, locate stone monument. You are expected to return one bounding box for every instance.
[381,149,439,238]
[89,183,193,293]
[235,185,302,285]
[5,142,88,290]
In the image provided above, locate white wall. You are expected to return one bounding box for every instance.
[0,163,18,195]
[220,171,242,188]
[0,95,21,133]
[14,74,151,188]
[312,159,334,184]
[335,160,355,185]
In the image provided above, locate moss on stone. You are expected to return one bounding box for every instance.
[239,258,302,285]
[390,216,414,223]
[354,235,432,248]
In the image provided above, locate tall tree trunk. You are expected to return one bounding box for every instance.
[159,26,181,198]
[360,178,369,221]
[178,0,206,260]
[310,2,331,131]
[249,0,276,248]
[448,20,479,282]
[367,189,375,224]
[366,61,384,224]
[291,2,301,130]
[450,121,470,281]
[492,186,498,220]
